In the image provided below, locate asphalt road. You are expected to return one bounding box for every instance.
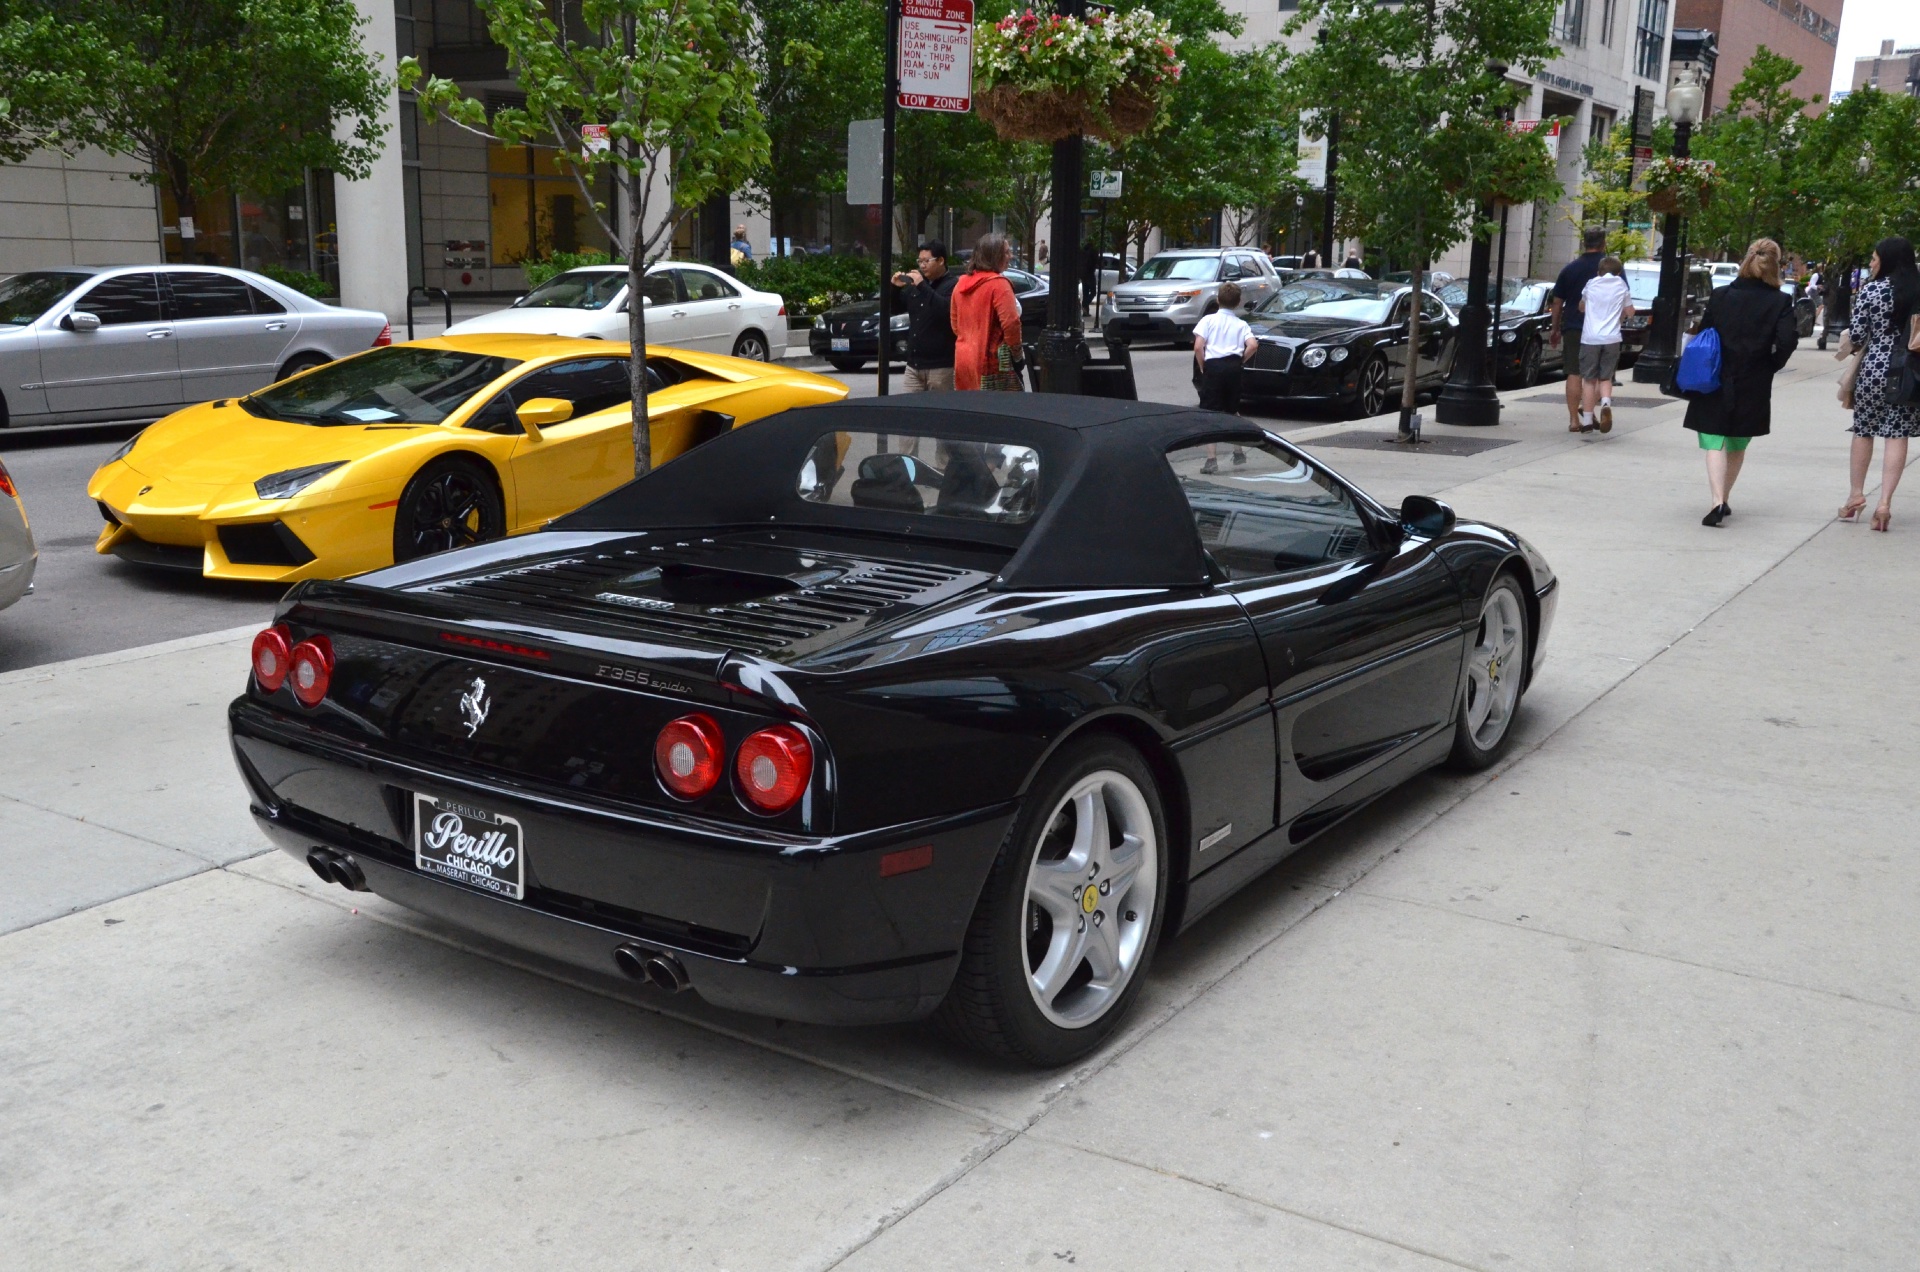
[0,344,1551,673]
[0,427,278,673]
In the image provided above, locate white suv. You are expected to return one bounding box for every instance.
[1100,249,1280,347]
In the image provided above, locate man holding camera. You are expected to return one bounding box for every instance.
[891,241,959,392]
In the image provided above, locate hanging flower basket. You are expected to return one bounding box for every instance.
[1643,157,1717,217]
[974,8,1181,144]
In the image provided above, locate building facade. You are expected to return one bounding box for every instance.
[1849,39,1920,96]
[1673,0,1842,113]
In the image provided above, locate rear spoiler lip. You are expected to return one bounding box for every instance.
[278,578,732,688]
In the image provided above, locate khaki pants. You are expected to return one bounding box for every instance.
[904,365,955,392]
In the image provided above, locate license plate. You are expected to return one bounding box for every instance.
[414,793,524,900]
[830,337,851,351]
[1128,313,1150,326]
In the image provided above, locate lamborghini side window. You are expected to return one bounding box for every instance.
[463,358,632,433]
[1166,441,1371,578]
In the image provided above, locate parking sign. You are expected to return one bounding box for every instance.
[898,0,973,113]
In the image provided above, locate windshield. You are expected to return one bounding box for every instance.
[1255,282,1394,324]
[519,270,627,310]
[0,271,90,325]
[798,431,1041,524]
[1137,256,1220,282]
[1437,278,1545,315]
[242,346,521,426]
[1625,269,1661,304]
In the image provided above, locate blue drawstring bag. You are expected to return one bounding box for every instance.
[1675,327,1722,395]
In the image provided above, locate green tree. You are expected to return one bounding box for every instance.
[405,0,768,475]
[977,141,1053,267]
[749,0,883,250]
[4,0,387,228]
[1794,86,1920,320]
[1281,0,1560,424]
[1687,47,1817,258]
[1574,128,1651,259]
[0,2,117,162]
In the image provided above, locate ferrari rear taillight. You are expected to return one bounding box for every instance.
[0,458,15,498]
[735,725,813,814]
[372,323,392,347]
[250,625,293,691]
[288,636,334,707]
[655,713,724,799]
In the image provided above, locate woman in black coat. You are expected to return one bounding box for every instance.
[1683,238,1799,526]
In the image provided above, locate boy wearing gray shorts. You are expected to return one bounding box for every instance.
[1577,256,1633,433]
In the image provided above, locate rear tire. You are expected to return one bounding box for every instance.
[391,456,505,564]
[731,330,771,361]
[1447,573,1530,771]
[276,351,331,382]
[933,736,1168,1066]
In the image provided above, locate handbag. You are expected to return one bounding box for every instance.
[1839,347,1864,410]
[1674,326,1722,396]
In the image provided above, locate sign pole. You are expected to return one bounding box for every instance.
[878,0,899,396]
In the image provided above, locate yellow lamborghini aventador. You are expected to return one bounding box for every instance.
[87,335,848,582]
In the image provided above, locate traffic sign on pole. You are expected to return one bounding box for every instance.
[898,0,973,113]
[1089,170,1123,199]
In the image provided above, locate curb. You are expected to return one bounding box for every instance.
[0,623,258,689]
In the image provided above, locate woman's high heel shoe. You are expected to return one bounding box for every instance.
[1839,495,1866,522]
[1872,505,1892,532]
[1702,504,1728,527]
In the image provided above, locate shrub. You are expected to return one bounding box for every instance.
[521,250,614,288]
[261,264,335,299]
[736,255,883,319]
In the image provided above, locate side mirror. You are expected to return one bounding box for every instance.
[63,310,102,333]
[1399,494,1456,538]
[515,396,574,441]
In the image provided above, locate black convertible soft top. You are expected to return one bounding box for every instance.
[555,393,1272,590]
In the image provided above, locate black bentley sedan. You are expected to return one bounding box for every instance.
[809,267,1051,372]
[1241,279,1462,416]
[230,395,1556,1065]
[1436,278,1566,388]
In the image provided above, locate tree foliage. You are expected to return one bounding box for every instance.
[749,0,883,244]
[1280,0,1559,421]
[1687,47,1817,258]
[404,0,767,475]
[1575,128,1651,259]
[0,0,387,220]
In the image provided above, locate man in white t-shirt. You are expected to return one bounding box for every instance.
[1191,283,1261,471]
[1576,256,1634,433]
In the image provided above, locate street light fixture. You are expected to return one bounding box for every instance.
[1633,28,1717,385]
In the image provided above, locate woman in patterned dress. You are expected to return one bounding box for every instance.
[1841,237,1920,532]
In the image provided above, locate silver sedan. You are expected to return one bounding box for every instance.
[0,265,391,429]
[0,453,34,613]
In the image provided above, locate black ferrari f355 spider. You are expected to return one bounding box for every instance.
[231,394,1556,1065]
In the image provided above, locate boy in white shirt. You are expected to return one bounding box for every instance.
[1191,283,1261,471]
[1577,256,1634,433]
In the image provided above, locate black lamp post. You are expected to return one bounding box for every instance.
[1436,61,1509,428]
[1634,31,1715,385]
[1034,0,1089,395]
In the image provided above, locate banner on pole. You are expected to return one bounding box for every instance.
[847,118,884,204]
[898,0,973,113]
[1295,110,1327,188]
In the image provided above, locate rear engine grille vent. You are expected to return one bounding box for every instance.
[416,551,977,656]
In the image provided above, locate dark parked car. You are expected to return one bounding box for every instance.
[1435,278,1566,388]
[809,268,1050,372]
[1241,279,1461,416]
[230,395,1556,1065]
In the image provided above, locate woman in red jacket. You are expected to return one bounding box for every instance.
[950,234,1025,391]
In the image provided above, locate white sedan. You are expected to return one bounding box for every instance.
[0,453,35,614]
[445,261,788,361]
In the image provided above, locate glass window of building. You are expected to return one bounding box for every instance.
[488,144,612,270]
[1634,0,1669,79]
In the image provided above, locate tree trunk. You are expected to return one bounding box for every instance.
[628,216,651,477]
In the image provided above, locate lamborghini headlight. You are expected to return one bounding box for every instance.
[1301,346,1328,369]
[255,461,346,500]
[108,428,147,464]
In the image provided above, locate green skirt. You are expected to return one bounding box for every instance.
[1696,432,1752,452]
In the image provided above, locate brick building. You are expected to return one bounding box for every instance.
[1850,39,1920,96]
[1673,0,1844,113]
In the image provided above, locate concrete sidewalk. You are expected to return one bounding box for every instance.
[4,360,1917,1270]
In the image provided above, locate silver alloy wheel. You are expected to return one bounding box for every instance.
[1358,357,1389,415]
[1464,584,1526,749]
[732,332,769,361]
[1021,770,1159,1029]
